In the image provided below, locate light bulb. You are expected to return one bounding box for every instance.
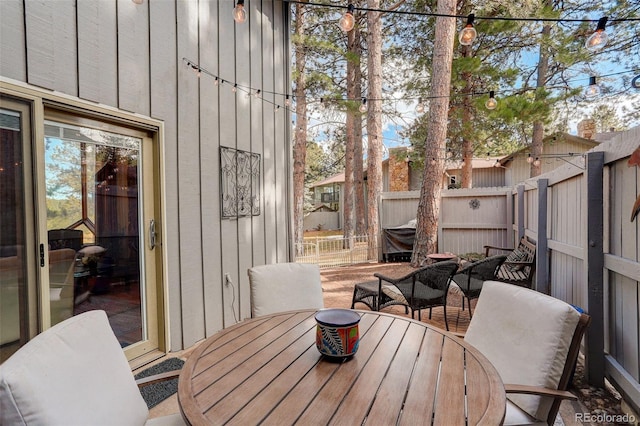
[494,160,500,168]
[585,17,608,52]
[485,90,497,110]
[526,154,533,164]
[533,158,541,167]
[214,77,219,86]
[232,84,238,93]
[233,0,247,24]
[285,95,291,106]
[340,4,355,32]
[254,89,261,98]
[430,158,436,165]
[359,98,367,113]
[584,76,600,99]
[415,97,425,113]
[458,14,477,46]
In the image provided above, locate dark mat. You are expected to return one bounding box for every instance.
[134,357,185,409]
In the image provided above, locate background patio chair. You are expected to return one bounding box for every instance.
[450,254,508,318]
[248,262,324,317]
[464,281,591,426]
[373,260,459,329]
[0,310,184,425]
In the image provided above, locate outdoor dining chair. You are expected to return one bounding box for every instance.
[248,262,324,317]
[450,254,508,318]
[373,260,459,329]
[463,281,591,425]
[0,310,184,425]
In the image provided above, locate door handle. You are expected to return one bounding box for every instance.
[149,219,157,250]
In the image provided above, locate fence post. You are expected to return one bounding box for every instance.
[535,179,549,294]
[315,237,320,264]
[517,185,525,241]
[586,151,605,387]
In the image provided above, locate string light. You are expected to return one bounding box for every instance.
[415,97,425,113]
[584,76,601,99]
[359,98,367,113]
[459,14,477,46]
[527,153,533,164]
[254,89,261,98]
[232,83,238,93]
[339,4,355,32]
[533,157,541,167]
[485,91,497,110]
[233,0,247,24]
[585,17,608,52]
[285,95,292,106]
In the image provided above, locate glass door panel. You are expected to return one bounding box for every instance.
[44,121,145,346]
[0,102,32,362]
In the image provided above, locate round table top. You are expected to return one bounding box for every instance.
[427,252,457,261]
[178,309,505,425]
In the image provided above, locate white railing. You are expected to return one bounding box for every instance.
[295,235,375,268]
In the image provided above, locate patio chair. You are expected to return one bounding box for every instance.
[373,260,459,329]
[450,254,508,318]
[248,262,324,317]
[464,281,591,426]
[0,310,184,425]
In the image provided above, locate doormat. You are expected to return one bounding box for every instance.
[135,357,185,409]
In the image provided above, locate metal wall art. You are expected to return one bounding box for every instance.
[220,146,261,218]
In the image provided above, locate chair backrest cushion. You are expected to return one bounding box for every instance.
[248,263,324,317]
[464,281,580,421]
[0,310,149,425]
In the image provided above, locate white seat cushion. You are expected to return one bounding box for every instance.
[504,400,547,426]
[248,263,324,317]
[0,310,149,425]
[464,281,580,421]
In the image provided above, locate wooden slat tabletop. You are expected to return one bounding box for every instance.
[178,310,505,426]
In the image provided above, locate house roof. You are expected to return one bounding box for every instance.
[309,172,345,188]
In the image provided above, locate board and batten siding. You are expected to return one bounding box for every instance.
[1,0,292,352]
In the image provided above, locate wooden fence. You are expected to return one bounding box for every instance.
[377,128,640,411]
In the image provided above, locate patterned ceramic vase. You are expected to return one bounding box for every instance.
[315,308,360,359]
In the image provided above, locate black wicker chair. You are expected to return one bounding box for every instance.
[372,261,459,330]
[451,254,508,318]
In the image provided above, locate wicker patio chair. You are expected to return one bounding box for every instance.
[373,260,459,329]
[451,254,508,318]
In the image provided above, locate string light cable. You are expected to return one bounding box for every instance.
[183,58,639,113]
[282,1,640,24]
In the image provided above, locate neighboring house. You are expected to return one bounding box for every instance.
[1,1,291,362]
[384,148,505,190]
[497,131,600,186]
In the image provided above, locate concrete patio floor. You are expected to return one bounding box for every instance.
[144,262,620,425]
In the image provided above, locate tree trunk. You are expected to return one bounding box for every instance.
[343,25,357,246]
[293,2,308,256]
[411,0,457,266]
[531,22,551,178]
[461,45,473,189]
[366,0,383,259]
[353,24,366,236]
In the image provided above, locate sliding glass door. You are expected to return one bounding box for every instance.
[0,98,37,362]
[0,90,163,362]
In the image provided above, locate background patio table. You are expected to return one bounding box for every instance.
[178,309,505,425]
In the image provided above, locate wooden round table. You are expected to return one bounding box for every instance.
[178,309,505,425]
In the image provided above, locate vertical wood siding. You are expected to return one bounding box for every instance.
[1,0,291,351]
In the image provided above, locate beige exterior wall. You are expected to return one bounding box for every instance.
[505,139,596,186]
[0,0,291,351]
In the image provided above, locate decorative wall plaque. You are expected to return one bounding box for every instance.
[469,198,480,210]
[220,146,261,218]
